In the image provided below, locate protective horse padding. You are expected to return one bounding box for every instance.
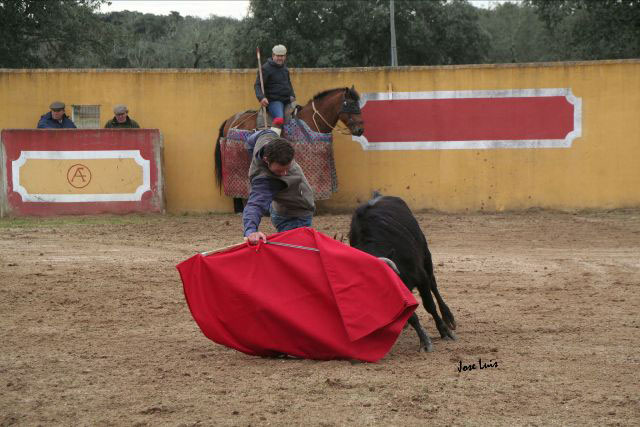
[220,120,338,199]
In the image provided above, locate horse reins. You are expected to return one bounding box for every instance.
[311,100,335,133]
[228,111,259,130]
[311,94,361,135]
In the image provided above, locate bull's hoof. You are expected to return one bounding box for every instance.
[442,331,457,341]
[440,328,457,341]
[420,341,434,353]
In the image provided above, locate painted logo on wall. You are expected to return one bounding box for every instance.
[352,88,582,150]
[66,163,92,188]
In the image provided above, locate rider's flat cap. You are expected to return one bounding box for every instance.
[113,104,128,114]
[272,44,287,55]
[49,101,65,110]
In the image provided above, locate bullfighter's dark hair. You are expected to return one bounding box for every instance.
[264,138,294,165]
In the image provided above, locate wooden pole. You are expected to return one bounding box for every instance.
[257,47,268,129]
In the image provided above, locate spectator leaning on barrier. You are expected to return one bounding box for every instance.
[37,101,77,129]
[105,104,140,128]
[242,128,315,245]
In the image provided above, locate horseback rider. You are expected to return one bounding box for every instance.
[254,44,296,132]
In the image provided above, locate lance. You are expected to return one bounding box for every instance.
[257,47,268,129]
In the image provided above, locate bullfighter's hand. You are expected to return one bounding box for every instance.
[245,231,267,245]
[260,98,269,107]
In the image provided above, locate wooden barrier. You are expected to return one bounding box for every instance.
[0,129,164,216]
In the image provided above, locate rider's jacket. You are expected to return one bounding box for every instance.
[254,58,296,103]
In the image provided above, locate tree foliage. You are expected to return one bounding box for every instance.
[231,0,489,68]
[525,0,640,60]
[478,2,552,63]
[0,0,106,67]
[0,0,637,69]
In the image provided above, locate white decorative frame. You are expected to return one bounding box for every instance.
[11,150,150,202]
[351,88,582,150]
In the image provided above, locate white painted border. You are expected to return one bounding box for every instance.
[11,150,150,202]
[352,88,582,150]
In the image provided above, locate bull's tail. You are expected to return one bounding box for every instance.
[214,119,226,191]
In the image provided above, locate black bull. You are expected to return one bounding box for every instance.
[349,195,457,352]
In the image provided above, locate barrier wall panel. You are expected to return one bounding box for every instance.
[0,129,164,216]
[0,61,638,213]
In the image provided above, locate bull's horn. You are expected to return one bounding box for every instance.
[378,257,400,275]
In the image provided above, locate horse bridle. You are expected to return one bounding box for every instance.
[311,92,362,135]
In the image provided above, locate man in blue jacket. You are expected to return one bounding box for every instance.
[242,128,314,245]
[37,101,76,129]
[254,44,296,131]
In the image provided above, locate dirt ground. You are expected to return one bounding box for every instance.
[1,209,639,426]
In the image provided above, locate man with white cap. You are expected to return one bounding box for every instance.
[37,101,77,129]
[105,104,140,128]
[254,44,296,132]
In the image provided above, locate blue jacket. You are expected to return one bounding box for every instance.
[37,112,77,129]
[254,58,296,103]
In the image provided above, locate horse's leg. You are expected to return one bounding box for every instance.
[233,198,244,213]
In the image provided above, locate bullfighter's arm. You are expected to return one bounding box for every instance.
[243,177,286,238]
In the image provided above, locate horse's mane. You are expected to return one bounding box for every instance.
[312,87,360,102]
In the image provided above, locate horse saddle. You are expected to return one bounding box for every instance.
[255,102,298,129]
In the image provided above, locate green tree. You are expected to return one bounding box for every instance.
[478,2,553,63]
[230,0,489,68]
[526,0,640,60]
[0,0,106,68]
[94,11,241,68]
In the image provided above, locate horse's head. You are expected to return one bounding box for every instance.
[301,86,364,136]
[338,86,364,136]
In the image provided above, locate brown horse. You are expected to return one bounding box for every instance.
[215,86,365,189]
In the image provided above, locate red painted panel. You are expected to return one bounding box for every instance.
[361,96,574,142]
[1,129,164,216]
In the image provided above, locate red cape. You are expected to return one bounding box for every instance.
[177,228,417,362]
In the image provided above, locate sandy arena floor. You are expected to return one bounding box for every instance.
[1,209,639,426]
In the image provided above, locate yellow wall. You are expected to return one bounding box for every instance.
[1,60,639,213]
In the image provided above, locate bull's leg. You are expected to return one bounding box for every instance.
[428,272,457,331]
[424,256,457,333]
[407,313,433,352]
[416,278,457,341]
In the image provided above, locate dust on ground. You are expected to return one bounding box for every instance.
[1,209,639,426]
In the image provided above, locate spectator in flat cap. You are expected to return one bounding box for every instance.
[105,104,140,129]
[37,101,77,129]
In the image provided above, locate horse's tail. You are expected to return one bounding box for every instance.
[214,119,226,191]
